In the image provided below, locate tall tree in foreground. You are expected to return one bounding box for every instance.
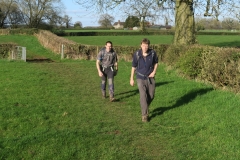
[173,0,196,44]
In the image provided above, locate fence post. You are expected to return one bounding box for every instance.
[11,50,14,60]
[22,47,26,62]
[97,46,99,57]
[61,44,64,59]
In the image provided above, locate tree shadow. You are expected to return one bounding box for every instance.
[155,81,174,88]
[149,88,213,121]
[115,81,174,101]
[114,89,139,101]
[207,40,240,48]
[26,58,54,63]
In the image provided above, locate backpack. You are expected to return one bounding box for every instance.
[100,47,117,68]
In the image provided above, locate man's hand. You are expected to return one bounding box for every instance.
[148,71,156,78]
[130,79,134,86]
[98,71,103,77]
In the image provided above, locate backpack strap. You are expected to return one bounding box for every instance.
[100,47,116,70]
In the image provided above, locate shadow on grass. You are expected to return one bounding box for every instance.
[149,88,213,121]
[209,41,240,48]
[26,58,54,63]
[115,81,173,101]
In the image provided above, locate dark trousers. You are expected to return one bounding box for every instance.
[101,67,114,97]
[137,78,155,116]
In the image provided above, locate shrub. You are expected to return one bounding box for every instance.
[176,45,203,78]
[163,44,189,66]
[200,47,240,90]
[0,43,17,59]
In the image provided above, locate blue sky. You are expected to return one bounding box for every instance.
[62,0,124,27]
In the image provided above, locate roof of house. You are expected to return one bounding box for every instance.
[113,20,125,26]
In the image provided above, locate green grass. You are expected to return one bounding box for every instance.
[1,58,240,159]
[1,34,240,159]
[66,35,173,46]
[65,35,240,47]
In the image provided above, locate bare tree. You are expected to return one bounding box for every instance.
[74,21,83,28]
[63,15,72,28]
[17,0,62,28]
[46,10,63,28]
[75,0,168,31]
[0,0,16,28]
[98,14,114,28]
[119,0,165,31]
[7,3,24,28]
[222,18,239,30]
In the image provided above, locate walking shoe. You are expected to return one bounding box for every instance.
[142,115,148,122]
[102,92,106,99]
[110,97,115,102]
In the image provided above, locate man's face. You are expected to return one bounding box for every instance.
[105,43,112,52]
[141,43,149,53]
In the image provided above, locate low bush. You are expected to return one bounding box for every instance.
[176,46,203,78]
[163,44,240,93]
[200,47,240,91]
[0,43,17,58]
[163,44,188,66]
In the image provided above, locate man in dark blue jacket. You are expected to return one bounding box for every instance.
[130,38,158,122]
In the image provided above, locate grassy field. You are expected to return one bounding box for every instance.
[65,35,240,47]
[1,59,240,159]
[1,35,240,159]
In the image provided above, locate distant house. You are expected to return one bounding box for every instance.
[113,20,124,29]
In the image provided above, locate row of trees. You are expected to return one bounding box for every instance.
[97,14,140,28]
[196,17,240,31]
[98,13,240,31]
[0,0,73,29]
[75,0,240,45]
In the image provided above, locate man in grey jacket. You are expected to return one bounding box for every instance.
[96,41,118,102]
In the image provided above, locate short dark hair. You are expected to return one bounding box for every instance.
[106,41,112,45]
[141,38,150,45]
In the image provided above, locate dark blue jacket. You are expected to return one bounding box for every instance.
[132,49,158,80]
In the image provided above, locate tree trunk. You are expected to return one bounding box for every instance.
[174,0,196,45]
[140,16,146,32]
